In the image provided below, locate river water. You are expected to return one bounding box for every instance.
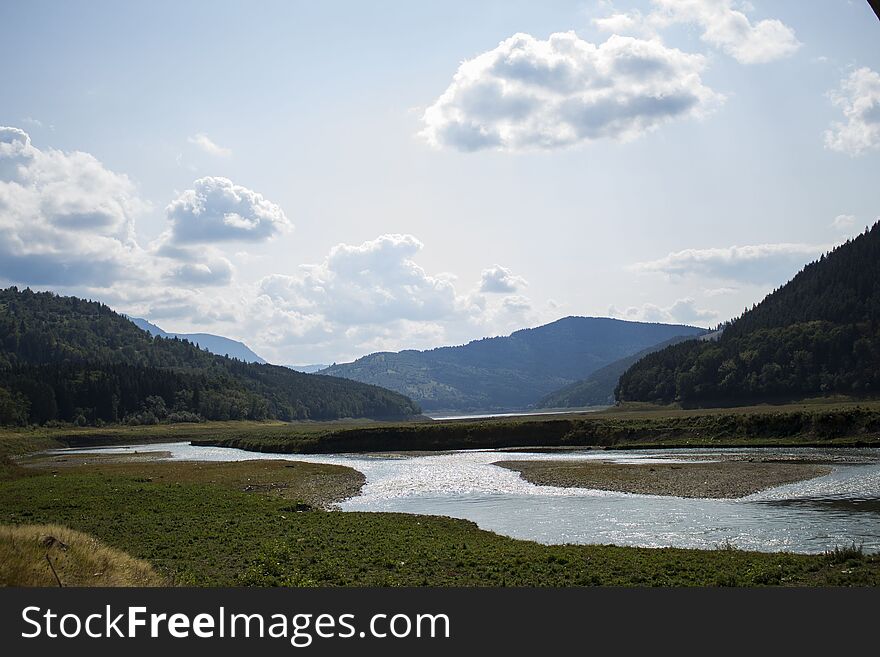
[57,443,880,554]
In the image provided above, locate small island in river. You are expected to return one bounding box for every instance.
[494,458,833,499]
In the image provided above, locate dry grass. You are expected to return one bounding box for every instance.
[0,524,167,587]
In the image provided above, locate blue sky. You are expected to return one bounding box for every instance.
[1,1,878,363]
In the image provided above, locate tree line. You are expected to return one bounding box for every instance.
[617,223,880,406]
[0,287,420,425]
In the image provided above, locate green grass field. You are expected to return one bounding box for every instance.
[1,458,877,587]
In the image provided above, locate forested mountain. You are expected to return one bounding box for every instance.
[321,317,705,411]
[131,318,267,364]
[0,287,420,425]
[617,223,880,406]
[537,333,705,408]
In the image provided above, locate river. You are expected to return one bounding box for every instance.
[57,443,880,554]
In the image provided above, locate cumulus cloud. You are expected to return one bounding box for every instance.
[257,234,458,325]
[0,126,149,286]
[595,0,801,64]
[479,264,528,293]
[421,31,722,152]
[165,176,290,244]
[187,133,232,157]
[632,242,829,284]
[609,297,717,325]
[0,127,566,363]
[825,67,880,156]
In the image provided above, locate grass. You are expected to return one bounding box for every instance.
[825,542,865,564]
[22,457,365,509]
[1,459,877,587]
[0,523,166,587]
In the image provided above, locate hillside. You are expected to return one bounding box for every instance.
[321,317,705,411]
[538,334,704,408]
[0,287,420,425]
[131,318,267,364]
[617,223,880,406]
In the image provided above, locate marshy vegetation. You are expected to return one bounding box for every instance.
[1,457,878,587]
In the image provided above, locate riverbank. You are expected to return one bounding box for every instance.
[495,459,834,499]
[3,400,879,460]
[1,455,877,586]
[189,401,880,455]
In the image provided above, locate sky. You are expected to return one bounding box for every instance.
[1,0,879,365]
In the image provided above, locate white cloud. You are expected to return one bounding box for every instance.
[0,127,564,363]
[831,214,856,232]
[825,67,880,156]
[164,255,234,287]
[609,297,717,325]
[165,176,291,244]
[0,126,149,286]
[479,264,528,293]
[187,133,232,157]
[501,294,532,314]
[595,0,801,65]
[258,234,458,325]
[593,11,650,36]
[703,286,738,297]
[632,242,830,284]
[421,31,722,152]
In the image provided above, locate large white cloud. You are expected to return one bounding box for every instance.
[166,176,290,244]
[632,242,830,284]
[258,234,458,325]
[421,31,722,152]
[825,67,880,157]
[0,126,148,286]
[595,0,801,65]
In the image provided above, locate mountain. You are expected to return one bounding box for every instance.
[286,364,329,374]
[537,333,705,408]
[321,317,706,412]
[130,318,267,364]
[0,287,420,425]
[617,223,880,406]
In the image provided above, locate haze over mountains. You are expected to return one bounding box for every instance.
[130,318,267,364]
[321,317,706,412]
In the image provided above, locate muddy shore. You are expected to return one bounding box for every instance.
[494,459,833,498]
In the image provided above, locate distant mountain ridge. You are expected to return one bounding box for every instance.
[321,317,706,412]
[130,318,267,364]
[286,364,329,374]
[617,223,880,405]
